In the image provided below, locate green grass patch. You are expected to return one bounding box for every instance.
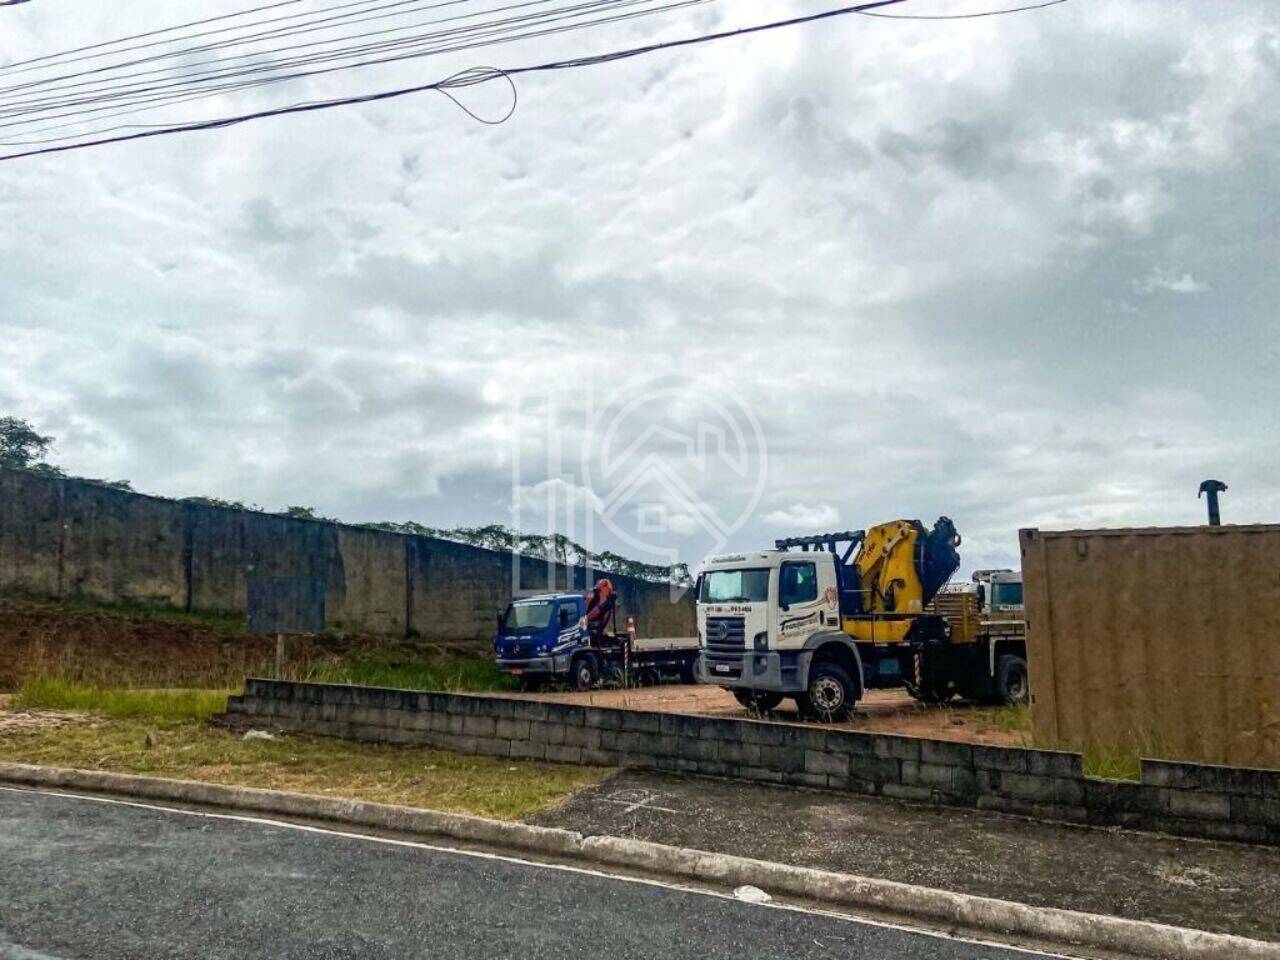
[0,717,605,820]
[1077,731,1170,781]
[305,652,515,693]
[1036,725,1167,781]
[993,704,1032,735]
[14,676,232,723]
[1081,746,1142,781]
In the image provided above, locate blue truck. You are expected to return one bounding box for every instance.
[493,592,699,691]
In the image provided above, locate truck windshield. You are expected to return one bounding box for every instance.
[991,582,1023,607]
[503,601,554,632]
[700,569,770,604]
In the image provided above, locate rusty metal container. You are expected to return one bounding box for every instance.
[1020,524,1280,769]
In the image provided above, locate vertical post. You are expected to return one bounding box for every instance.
[1198,480,1228,527]
[275,633,285,679]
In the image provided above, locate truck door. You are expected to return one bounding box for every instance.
[777,559,836,645]
[554,598,584,650]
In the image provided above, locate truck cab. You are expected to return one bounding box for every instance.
[694,549,859,719]
[493,593,585,685]
[973,569,1024,617]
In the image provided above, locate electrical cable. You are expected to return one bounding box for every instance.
[0,0,652,110]
[0,0,692,119]
[855,0,1065,18]
[0,0,477,91]
[0,1,310,73]
[0,0,904,158]
[0,0,708,128]
[0,0,1069,161]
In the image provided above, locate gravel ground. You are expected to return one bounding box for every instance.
[533,769,1280,942]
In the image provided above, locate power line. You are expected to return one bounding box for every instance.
[0,0,698,121]
[0,0,308,72]
[0,0,906,159]
[0,0,1070,161]
[855,0,1066,18]
[0,0,709,131]
[0,0,472,89]
[0,0,663,112]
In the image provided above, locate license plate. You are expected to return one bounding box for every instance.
[509,668,524,675]
[714,664,731,674]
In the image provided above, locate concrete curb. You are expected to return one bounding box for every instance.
[1,762,1276,960]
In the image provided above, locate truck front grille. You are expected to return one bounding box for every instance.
[705,616,746,656]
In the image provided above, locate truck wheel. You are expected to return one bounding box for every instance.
[797,662,857,722]
[731,689,783,713]
[571,654,599,692]
[996,655,1029,705]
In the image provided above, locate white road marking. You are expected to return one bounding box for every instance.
[0,785,1079,959]
[596,788,683,815]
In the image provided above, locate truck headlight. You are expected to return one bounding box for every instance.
[754,632,768,651]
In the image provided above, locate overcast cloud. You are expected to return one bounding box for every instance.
[1,0,1277,577]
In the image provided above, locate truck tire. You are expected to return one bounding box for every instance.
[996,654,1029,705]
[731,689,783,713]
[796,661,857,723]
[571,654,599,692]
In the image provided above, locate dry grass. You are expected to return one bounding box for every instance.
[0,715,608,821]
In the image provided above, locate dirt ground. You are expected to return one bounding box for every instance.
[0,709,90,734]
[0,596,267,689]
[0,595,470,690]
[500,684,1029,748]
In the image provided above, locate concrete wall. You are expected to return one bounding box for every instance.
[1021,524,1280,768]
[227,679,1280,847]
[0,470,694,647]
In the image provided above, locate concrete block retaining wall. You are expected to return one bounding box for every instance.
[226,679,1280,846]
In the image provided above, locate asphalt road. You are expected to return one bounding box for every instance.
[0,787,1057,960]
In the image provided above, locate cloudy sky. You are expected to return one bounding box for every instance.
[1,0,1277,577]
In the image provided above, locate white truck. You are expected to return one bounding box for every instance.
[692,519,1028,721]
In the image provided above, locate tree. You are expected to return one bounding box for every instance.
[0,416,60,472]
[283,505,335,522]
[184,496,253,511]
